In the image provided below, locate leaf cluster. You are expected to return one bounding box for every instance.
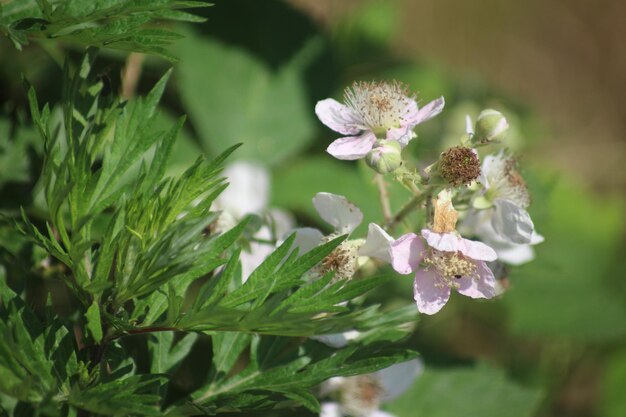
[0,51,418,416]
[0,0,211,59]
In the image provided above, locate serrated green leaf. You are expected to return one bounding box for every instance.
[85,301,102,343]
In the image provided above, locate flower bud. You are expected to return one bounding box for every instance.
[473,109,508,143]
[439,146,481,187]
[365,140,402,174]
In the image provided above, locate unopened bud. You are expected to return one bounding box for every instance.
[365,140,402,174]
[439,146,481,187]
[473,109,508,143]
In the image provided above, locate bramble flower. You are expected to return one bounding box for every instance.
[390,190,498,314]
[315,81,444,160]
[291,192,393,280]
[473,152,536,244]
[320,359,423,417]
[213,161,293,282]
[461,210,544,265]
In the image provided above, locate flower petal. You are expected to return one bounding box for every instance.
[327,132,377,160]
[313,330,360,348]
[414,96,445,125]
[315,98,362,135]
[494,244,536,265]
[359,223,394,263]
[240,240,274,283]
[369,411,397,417]
[313,192,363,234]
[414,269,451,315]
[374,359,424,402]
[390,233,425,274]
[458,237,497,261]
[320,402,342,417]
[456,261,497,299]
[291,227,324,254]
[492,199,534,244]
[421,229,459,252]
[217,161,269,218]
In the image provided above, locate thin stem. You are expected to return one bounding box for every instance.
[121,52,144,100]
[374,174,392,224]
[385,190,430,231]
[104,326,179,344]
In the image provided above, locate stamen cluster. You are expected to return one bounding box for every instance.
[423,250,478,286]
[440,146,481,186]
[485,154,530,208]
[338,374,383,417]
[344,81,415,134]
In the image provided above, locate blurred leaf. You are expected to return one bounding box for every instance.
[177,34,314,164]
[387,365,543,417]
[85,301,103,343]
[600,349,626,417]
[505,176,626,341]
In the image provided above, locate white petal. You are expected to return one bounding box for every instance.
[313,330,360,348]
[495,244,536,265]
[374,359,423,402]
[217,161,270,218]
[465,114,474,135]
[456,261,497,299]
[313,192,363,234]
[491,199,534,244]
[359,223,394,263]
[390,233,425,274]
[368,411,397,417]
[457,238,498,262]
[421,229,459,252]
[240,240,274,283]
[315,98,362,135]
[290,227,325,254]
[267,208,295,238]
[327,132,377,160]
[531,232,545,244]
[414,269,451,315]
[320,402,343,417]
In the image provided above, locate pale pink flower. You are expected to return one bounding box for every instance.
[390,229,498,315]
[315,81,444,160]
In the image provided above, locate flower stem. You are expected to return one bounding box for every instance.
[385,188,432,231]
[374,174,392,224]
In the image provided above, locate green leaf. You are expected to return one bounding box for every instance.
[386,365,543,417]
[177,34,314,164]
[85,301,103,343]
[148,332,198,374]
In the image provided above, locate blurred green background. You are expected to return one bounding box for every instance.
[1,1,625,416]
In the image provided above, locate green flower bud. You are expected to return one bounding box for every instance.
[473,109,509,143]
[365,140,402,174]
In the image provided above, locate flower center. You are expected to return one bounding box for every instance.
[344,81,415,135]
[316,236,359,281]
[339,375,383,417]
[440,146,481,187]
[423,250,477,287]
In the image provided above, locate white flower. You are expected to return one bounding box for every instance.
[474,152,536,244]
[461,209,544,265]
[213,161,293,282]
[315,81,444,160]
[320,359,423,417]
[291,192,394,280]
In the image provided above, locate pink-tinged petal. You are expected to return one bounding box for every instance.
[313,192,363,234]
[458,237,497,262]
[327,132,377,160]
[414,269,451,315]
[491,199,534,244]
[315,98,361,135]
[456,261,497,299]
[359,223,394,263]
[320,402,342,417]
[421,229,459,252]
[386,128,416,146]
[390,233,425,274]
[413,96,445,125]
[374,359,423,402]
